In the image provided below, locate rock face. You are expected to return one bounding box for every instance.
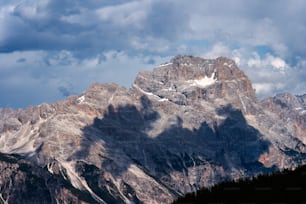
[261,93,306,144]
[0,153,98,204]
[0,55,306,203]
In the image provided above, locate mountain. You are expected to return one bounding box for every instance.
[0,55,305,203]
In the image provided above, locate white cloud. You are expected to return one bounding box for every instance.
[201,43,232,59]
[95,0,150,28]
[247,53,261,67]
[233,57,241,65]
[269,56,286,70]
[253,83,274,95]
[0,50,171,107]
[233,50,306,98]
[1,0,306,107]
[253,82,285,96]
[247,53,287,70]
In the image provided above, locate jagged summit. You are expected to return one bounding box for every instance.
[134,56,254,96]
[133,55,256,114]
[0,56,305,203]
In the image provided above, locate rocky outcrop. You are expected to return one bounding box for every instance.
[261,93,306,144]
[133,56,256,110]
[0,152,98,204]
[0,55,305,203]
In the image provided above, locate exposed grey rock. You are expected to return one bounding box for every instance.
[261,93,306,145]
[0,152,98,204]
[3,118,22,131]
[0,55,305,203]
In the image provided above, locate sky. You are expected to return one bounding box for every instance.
[0,0,306,108]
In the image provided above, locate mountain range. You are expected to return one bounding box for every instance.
[0,55,305,203]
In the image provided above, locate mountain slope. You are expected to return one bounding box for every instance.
[0,152,98,204]
[0,55,305,203]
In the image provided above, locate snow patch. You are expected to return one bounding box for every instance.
[133,84,155,96]
[133,84,157,97]
[158,62,173,67]
[77,95,85,104]
[158,98,169,102]
[224,62,233,67]
[187,72,217,88]
[133,84,169,103]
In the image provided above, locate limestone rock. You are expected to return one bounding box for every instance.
[0,55,305,203]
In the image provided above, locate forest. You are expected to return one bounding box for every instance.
[174,165,306,203]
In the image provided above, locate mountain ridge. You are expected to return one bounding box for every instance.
[0,55,305,203]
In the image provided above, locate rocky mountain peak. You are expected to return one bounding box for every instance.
[133,55,256,113]
[168,55,245,81]
[0,55,305,203]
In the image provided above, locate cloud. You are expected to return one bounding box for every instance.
[247,53,287,70]
[236,51,305,98]
[201,43,232,59]
[1,0,305,59]
[1,0,306,57]
[0,0,190,55]
[1,0,306,107]
[197,44,304,99]
[0,50,170,107]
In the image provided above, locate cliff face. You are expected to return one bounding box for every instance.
[133,56,256,109]
[0,55,305,203]
[0,153,98,204]
[261,93,306,145]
